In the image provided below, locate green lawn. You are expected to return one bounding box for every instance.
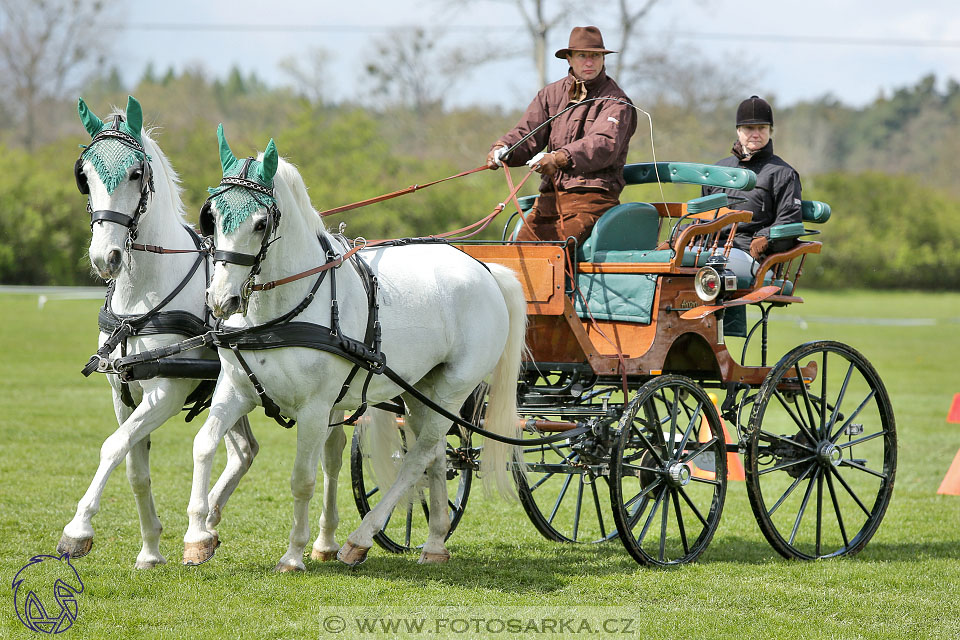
[1,290,959,639]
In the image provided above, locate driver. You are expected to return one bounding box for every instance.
[486,26,637,246]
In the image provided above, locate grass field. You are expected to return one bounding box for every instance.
[1,290,959,639]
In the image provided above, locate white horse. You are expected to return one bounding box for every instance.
[58,96,259,569]
[183,128,526,570]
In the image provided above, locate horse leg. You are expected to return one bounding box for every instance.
[125,435,166,569]
[310,420,345,562]
[340,401,447,566]
[206,415,259,536]
[184,386,254,565]
[59,381,188,562]
[419,436,452,564]
[275,404,331,572]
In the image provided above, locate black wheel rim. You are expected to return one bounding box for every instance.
[350,423,474,554]
[610,375,727,566]
[745,341,897,560]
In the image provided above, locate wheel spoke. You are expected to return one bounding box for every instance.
[795,361,820,441]
[788,467,820,546]
[773,389,819,445]
[527,471,557,493]
[627,423,667,466]
[816,471,824,557]
[572,477,585,541]
[675,402,703,458]
[766,464,815,518]
[677,485,710,527]
[547,473,574,524]
[826,464,872,517]
[838,429,887,449]
[758,454,817,476]
[659,487,670,562]
[827,360,856,439]
[634,485,667,547]
[819,352,829,439]
[680,437,720,465]
[590,479,607,539]
[672,490,690,556]
[758,429,817,454]
[825,468,850,549]
[838,457,888,480]
[830,388,878,444]
[365,484,381,500]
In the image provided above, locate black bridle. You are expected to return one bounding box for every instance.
[75,114,155,243]
[200,158,282,313]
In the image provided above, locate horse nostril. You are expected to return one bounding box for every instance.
[107,249,122,269]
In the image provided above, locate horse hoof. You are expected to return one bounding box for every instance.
[311,547,339,562]
[337,541,370,567]
[57,535,93,559]
[182,534,220,566]
[418,549,450,564]
[134,556,167,570]
[273,561,305,573]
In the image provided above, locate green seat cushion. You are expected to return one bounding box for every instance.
[574,273,658,324]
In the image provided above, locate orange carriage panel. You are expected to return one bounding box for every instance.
[457,244,566,315]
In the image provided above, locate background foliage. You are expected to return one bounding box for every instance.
[2,32,959,287]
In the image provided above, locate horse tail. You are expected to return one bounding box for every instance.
[358,408,408,501]
[480,263,527,499]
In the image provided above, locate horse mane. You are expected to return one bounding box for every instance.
[270,155,327,240]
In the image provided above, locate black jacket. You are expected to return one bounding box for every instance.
[702,140,802,253]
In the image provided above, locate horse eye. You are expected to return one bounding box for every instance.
[253,218,267,232]
[130,168,143,181]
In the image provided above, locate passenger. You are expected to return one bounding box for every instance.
[486,25,637,246]
[702,95,803,278]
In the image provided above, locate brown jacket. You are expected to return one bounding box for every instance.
[494,69,637,195]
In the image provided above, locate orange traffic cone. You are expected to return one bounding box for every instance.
[937,395,960,495]
[692,394,746,481]
[948,393,960,424]
[709,393,746,482]
[937,448,960,496]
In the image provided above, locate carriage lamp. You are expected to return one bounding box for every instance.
[694,257,739,303]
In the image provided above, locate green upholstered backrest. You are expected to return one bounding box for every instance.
[580,202,660,261]
[623,162,757,190]
[801,200,831,223]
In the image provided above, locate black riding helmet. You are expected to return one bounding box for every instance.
[736,95,773,127]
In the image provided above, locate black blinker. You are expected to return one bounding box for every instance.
[74,158,89,195]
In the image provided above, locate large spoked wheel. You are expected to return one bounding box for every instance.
[610,375,727,566]
[513,424,619,544]
[744,341,896,560]
[351,421,476,554]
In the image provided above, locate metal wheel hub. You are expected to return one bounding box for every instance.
[666,461,692,487]
[817,441,843,467]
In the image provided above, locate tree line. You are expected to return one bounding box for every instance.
[1,6,958,289]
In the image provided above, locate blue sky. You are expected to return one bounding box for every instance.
[115,0,960,109]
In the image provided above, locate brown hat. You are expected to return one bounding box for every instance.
[554,26,616,59]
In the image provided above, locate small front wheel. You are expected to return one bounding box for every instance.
[610,375,727,566]
[745,341,896,560]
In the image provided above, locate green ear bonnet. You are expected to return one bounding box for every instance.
[77,96,150,195]
[207,125,279,234]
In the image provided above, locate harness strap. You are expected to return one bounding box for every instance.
[229,343,296,428]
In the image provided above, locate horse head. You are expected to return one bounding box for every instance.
[77,95,155,280]
[204,124,281,319]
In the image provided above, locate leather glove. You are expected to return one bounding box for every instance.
[527,151,561,176]
[486,145,508,170]
[749,235,769,259]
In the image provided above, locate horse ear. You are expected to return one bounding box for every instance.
[123,95,144,142]
[77,98,104,137]
[259,139,278,185]
[217,123,238,174]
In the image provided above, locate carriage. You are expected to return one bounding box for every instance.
[70,97,894,569]
[351,161,897,567]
